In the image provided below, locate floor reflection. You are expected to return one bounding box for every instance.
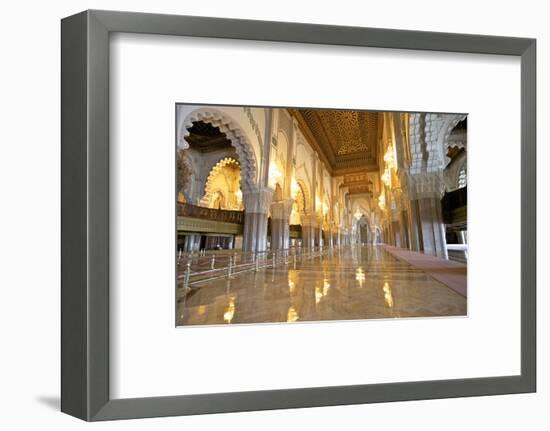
[176,245,466,326]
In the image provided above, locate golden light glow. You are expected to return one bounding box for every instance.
[383,281,394,309]
[234,189,243,201]
[197,305,206,316]
[223,296,236,323]
[323,279,330,296]
[354,209,363,220]
[287,306,299,322]
[288,271,297,295]
[315,287,323,304]
[315,279,331,304]
[355,267,366,287]
[322,201,329,216]
[383,144,396,169]
[290,177,300,198]
[268,162,283,187]
[288,280,295,294]
[381,167,391,187]
[315,195,322,212]
[378,193,386,210]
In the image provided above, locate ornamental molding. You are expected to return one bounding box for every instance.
[200,157,241,208]
[425,113,467,172]
[270,198,294,220]
[177,216,243,235]
[407,172,445,199]
[409,113,466,175]
[443,150,467,192]
[242,186,274,214]
[243,107,263,149]
[180,108,258,192]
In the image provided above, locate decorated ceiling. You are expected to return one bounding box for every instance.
[289,108,379,174]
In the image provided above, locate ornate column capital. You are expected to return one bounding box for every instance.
[243,186,274,214]
[270,198,294,220]
[301,212,318,228]
[407,172,445,200]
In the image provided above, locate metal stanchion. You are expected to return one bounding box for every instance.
[184,259,191,288]
[210,254,216,270]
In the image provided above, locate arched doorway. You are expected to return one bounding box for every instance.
[177,108,263,252]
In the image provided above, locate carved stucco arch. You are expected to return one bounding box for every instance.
[409,113,466,174]
[437,113,467,168]
[295,178,311,215]
[426,113,467,172]
[200,157,241,207]
[180,108,258,192]
[277,128,291,156]
[443,151,467,192]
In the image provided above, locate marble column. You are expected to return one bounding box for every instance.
[301,213,316,248]
[408,199,423,252]
[406,174,448,259]
[242,187,274,253]
[418,196,447,258]
[270,199,294,250]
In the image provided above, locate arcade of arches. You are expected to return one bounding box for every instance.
[176,105,467,325]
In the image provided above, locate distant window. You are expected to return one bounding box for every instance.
[457,162,467,189]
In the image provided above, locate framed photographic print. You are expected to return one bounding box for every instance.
[61,9,536,421]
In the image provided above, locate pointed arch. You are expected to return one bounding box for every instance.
[295,178,311,215]
[180,108,258,192]
[200,157,242,209]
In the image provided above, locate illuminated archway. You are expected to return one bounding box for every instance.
[180,108,258,192]
[200,157,243,210]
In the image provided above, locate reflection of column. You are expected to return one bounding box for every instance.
[270,199,294,250]
[242,187,274,252]
[408,200,422,251]
[315,218,323,246]
[400,210,409,249]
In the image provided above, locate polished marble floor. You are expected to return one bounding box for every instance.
[176,246,466,326]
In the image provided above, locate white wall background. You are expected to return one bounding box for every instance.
[0,0,547,429]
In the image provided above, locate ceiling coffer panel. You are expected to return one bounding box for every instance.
[289,108,379,173]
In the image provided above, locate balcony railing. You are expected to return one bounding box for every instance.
[177,202,244,224]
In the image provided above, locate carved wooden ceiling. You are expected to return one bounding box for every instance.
[184,121,232,153]
[289,108,379,175]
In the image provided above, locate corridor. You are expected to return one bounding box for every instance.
[176,246,466,326]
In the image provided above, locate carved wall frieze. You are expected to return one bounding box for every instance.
[407,172,445,200]
[409,113,467,175]
[243,107,263,149]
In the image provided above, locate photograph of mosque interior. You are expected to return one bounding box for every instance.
[176,105,467,326]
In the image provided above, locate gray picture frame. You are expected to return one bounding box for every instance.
[61,9,536,421]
